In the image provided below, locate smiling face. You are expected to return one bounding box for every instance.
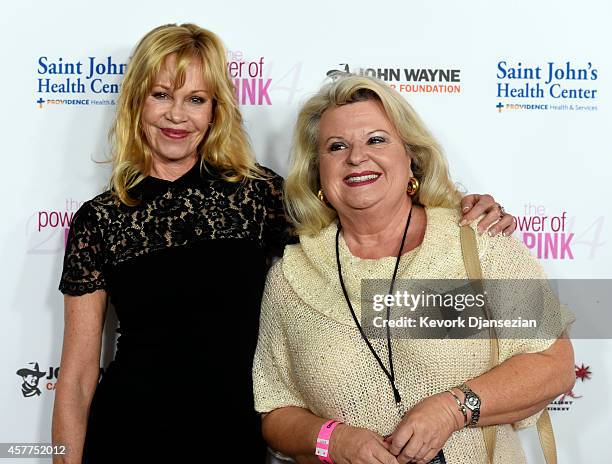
[141,54,213,169]
[317,99,413,216]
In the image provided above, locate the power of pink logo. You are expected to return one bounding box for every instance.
[516,204,606,260]
[227,50,271,105]
[516,204,573,259]
[27,198,83,254]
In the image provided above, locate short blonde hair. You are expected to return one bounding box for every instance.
[284,74,462,235]
[110,23,261,205]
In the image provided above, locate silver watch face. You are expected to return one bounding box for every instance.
[466,395,480,408]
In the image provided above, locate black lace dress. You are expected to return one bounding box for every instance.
[59,162,294,462]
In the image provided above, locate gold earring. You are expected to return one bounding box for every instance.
[406,177,419,196]
[317,189,326,203]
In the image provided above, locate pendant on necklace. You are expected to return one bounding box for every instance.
[395,398,406,419]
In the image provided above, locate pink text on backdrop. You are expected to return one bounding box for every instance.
[516,204,574,259]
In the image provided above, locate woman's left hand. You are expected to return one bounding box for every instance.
[386,393,463,464]
[460,193,516,236]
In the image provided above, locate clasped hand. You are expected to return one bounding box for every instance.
[329,393,462,464]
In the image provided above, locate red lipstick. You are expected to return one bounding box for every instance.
[160,128,189,139]
[343,171,382,187]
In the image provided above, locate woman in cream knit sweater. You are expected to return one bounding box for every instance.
[252,75,575,464]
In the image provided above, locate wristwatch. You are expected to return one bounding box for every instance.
[458,383,481,427]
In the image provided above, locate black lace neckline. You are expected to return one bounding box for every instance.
[60,162,293,296]
[145,160,203,185]
[132,161,212,200]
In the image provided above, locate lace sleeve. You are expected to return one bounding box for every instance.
[58,201,107,296]
[261,171,297,258]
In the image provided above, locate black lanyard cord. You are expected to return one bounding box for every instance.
[336,206,413,405]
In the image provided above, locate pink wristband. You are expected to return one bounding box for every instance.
[315,419,341,464]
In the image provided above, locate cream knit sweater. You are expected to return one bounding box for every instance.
[253,207,573,463]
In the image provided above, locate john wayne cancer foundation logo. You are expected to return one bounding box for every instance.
[16,362,105,398]
[495,60,599,113]
[16,362,60,397]
[36,56,126,108]
[327,63,461,94]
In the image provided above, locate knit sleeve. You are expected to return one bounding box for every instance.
[480,232,575,429]
[58,201,107,296]
[252,261,308,413]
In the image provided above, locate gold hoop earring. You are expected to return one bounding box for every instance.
[406,177,419,196]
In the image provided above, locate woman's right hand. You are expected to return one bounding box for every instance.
[329,424,400,464]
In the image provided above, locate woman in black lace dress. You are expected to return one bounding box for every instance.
[50,23,516,463]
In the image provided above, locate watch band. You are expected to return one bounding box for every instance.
[458,383,481,427]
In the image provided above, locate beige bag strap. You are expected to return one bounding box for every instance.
[459,226,557,464]
[459,227,499,365]
[459,226,498,463]
[536,407,557,464]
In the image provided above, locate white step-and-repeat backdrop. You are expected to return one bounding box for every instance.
[1,0,610,462]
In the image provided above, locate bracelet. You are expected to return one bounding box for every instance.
[315,419,342,464]
[445,389,468,427]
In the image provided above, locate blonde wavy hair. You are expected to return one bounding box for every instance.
[109,23,261,205]
[285,74,463,235]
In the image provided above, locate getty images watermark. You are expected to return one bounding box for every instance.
[361,279,612,340]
